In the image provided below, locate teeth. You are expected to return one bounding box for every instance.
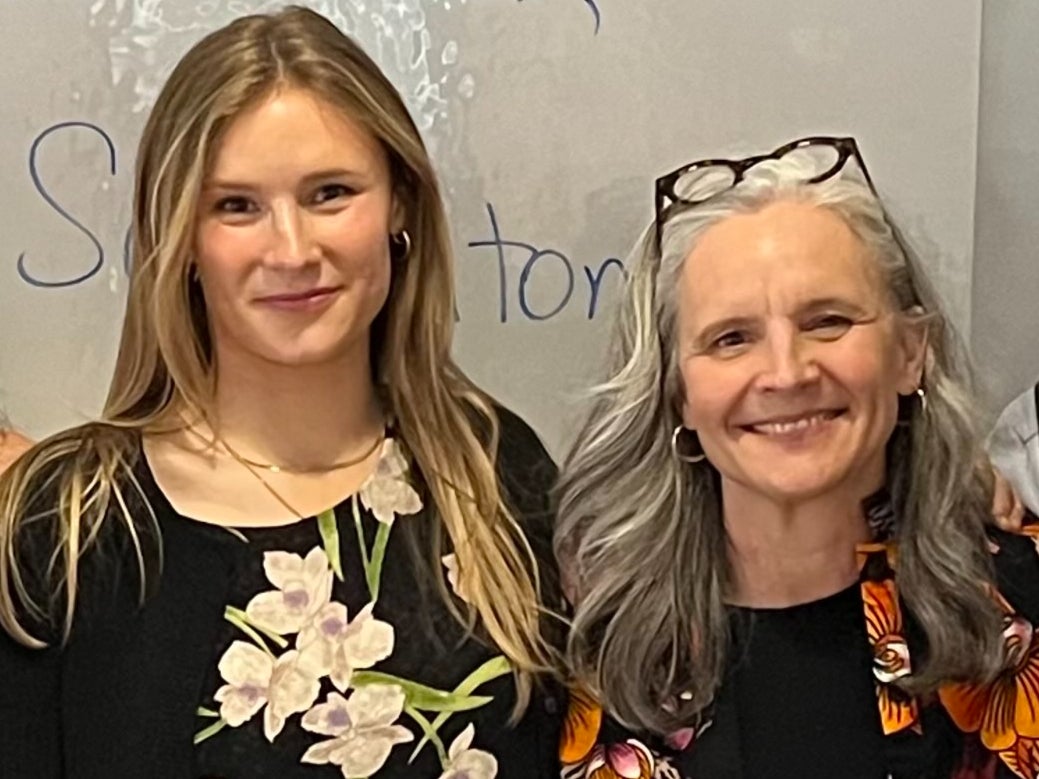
[752,412,834,435]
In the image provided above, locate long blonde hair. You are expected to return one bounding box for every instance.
[0,6,554,703]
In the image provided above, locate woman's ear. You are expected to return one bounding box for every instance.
[389,192,406,236]
[895,310,929,395]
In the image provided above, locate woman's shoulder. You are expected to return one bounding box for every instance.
[487,403,557,518]
[1,424,158,641]
[482,403,563,603]
[7,423,150,520]
[492,402,556,462]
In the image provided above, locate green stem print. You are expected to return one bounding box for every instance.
[351,671,493,713]
[224,606,287,651]
[352,496,372,572]
[403,705,449,769]
[367,522,392,601]
[408,655,513,761]
[317,508,344,581]
[352,495,392,603]
[194,717,228,744]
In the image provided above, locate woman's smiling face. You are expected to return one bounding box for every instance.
[677,199,926,506]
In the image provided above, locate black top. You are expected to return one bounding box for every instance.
[0,407,564,779]
[724,583,888,779]
[563,527,1039,779]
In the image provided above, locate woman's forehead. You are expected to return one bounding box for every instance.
[679,201,886,317]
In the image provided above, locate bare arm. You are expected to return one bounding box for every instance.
[0,430,31,474]
[992,466,1027,531]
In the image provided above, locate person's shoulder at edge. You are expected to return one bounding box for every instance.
[0,429,31,474]
[482,403,559,548]
[458,399,557,516]
[991,384,1039,446]
[479,402,564,608]
[491,403,558,497]
[989,382,1039,516]
[1,426,157,645]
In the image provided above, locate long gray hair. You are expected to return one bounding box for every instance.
[555,155,1004,734]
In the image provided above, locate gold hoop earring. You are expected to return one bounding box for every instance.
[671,425,706,464]
[391,229,412,260]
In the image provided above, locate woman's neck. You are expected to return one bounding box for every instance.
[723,481,875,609]
[205,342,385,472]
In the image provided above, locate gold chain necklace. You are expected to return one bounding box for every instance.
[223,430,386,475]
[219,436,307,521]
[183,425,384,521]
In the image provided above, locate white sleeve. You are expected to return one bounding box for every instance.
[988,384,1039,516]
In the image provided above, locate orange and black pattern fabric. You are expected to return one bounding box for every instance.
[559,526,1039,779]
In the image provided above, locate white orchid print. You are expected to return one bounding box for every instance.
[301,685,414,777]
[437,723,498,779]
[213,641,322,741]
[358,438,423,524]
[212,642,271,728]
[245,547,334,635]
[194,437,513,775]
[297,601,395,692]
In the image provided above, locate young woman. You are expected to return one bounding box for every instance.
[0,8,562,778]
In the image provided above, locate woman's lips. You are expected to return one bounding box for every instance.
[255,286,342,311]
[741,409,845,436]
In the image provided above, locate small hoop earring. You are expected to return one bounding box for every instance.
[671,425,706,464]
[391,229,412,260]
[897,385,928,427]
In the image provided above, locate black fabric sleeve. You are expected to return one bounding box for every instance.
[0,450,155,778]
[989,523,1039,625]
[490,406,569,775]
[0,464,67,777]
[0,632,63,777]
[492,405,564,616]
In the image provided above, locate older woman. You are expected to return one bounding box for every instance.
[556,137,1039,779]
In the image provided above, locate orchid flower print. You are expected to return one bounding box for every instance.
[195,437,505,778]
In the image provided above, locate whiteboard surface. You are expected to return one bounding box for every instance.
[0,0,983,455]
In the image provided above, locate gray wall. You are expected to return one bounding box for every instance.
[973,0,1039,413]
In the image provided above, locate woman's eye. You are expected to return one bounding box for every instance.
[313,184,354,204]
[806,315,853,335]
[214,196,255,214]
[712,331,747,350]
